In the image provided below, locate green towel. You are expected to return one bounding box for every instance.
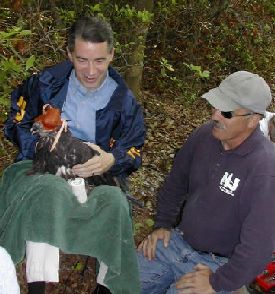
[0,160,140,294]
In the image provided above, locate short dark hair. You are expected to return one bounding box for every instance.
[67,16,114,53]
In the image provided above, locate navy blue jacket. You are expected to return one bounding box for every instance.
[4,60,145,177]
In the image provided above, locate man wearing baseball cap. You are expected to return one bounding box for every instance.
[137,71,275,293]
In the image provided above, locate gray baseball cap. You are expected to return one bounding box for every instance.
[202,71,272,115]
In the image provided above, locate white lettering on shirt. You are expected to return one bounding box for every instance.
[219,172,240,196]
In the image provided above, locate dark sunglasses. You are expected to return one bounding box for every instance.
[220,111,254,119]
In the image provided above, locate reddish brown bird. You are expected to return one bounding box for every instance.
[30,105,117,187]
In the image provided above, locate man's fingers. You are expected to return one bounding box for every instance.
[151,235,158,259]
[146,237,155,260]
[176,274,195,289]
[148,237,155,260]
[194,263,209,271]
[72,156,101,176]
[176,280,193,289]
[79,156,101,167]
[138,229,172,261]
[137,241,143,251]
[72,142,114,176]
[86,142,101,152]
[143,239,150,258]
[138,236,156,261]
[163,230,171,247]
[176,266,214,294]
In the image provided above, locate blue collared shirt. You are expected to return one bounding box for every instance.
[61,70,118,142]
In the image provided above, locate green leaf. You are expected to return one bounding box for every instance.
[18,29,32,37]
[134,222,144,230]
[167,64,174,72]
[25,55,35,71]
[189,64,201,72]
[160,68,166,77]
[145,201,152,209]
[200,70,210,78]
[145,218,154,227]
[91,4,101,12]
[1,56,21,73]
[0,27,31,40]
[72,261,84,271]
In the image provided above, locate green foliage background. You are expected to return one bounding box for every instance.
[0,0,274,109]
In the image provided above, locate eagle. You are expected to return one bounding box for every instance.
[29,105,117,188]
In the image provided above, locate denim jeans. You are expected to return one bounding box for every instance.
[137,229,232,294]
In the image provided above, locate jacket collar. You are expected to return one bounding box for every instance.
[105,67,132,111]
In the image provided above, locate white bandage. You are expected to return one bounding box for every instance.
[68,177,88,203]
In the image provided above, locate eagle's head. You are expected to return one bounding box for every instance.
[31,106,63,137]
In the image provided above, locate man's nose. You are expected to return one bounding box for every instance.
[87,61,96,75]
[211,109,223,120]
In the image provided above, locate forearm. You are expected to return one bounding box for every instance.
[155,183,187,229]
[155,151,190,228]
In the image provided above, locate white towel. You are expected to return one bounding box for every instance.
[26,242,59,283]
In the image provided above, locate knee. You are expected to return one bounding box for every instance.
[137,250,173,293]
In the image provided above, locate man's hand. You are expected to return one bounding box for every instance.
[175,263,215,294]
[137,228,171,261]
[72,143,115,177]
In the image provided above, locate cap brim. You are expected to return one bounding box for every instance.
[202,87,240,111]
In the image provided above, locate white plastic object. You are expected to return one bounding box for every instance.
[68,177,88,203]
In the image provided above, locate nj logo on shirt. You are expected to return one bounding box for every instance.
[219,172,240,196]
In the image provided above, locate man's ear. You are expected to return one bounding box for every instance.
[109,48,115,62]
[248,114,261,129]
[67,47,73,62]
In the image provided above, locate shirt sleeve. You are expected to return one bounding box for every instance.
[4,75,41,161]
[109,96,145,176]
[155,126,201,229]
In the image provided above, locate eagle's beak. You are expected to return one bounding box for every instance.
[31,122,43,134]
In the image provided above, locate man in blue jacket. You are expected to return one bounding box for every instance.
[3,16,145,294]
[137,71,275,293]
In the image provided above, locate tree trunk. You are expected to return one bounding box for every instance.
[124,0,154,99]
